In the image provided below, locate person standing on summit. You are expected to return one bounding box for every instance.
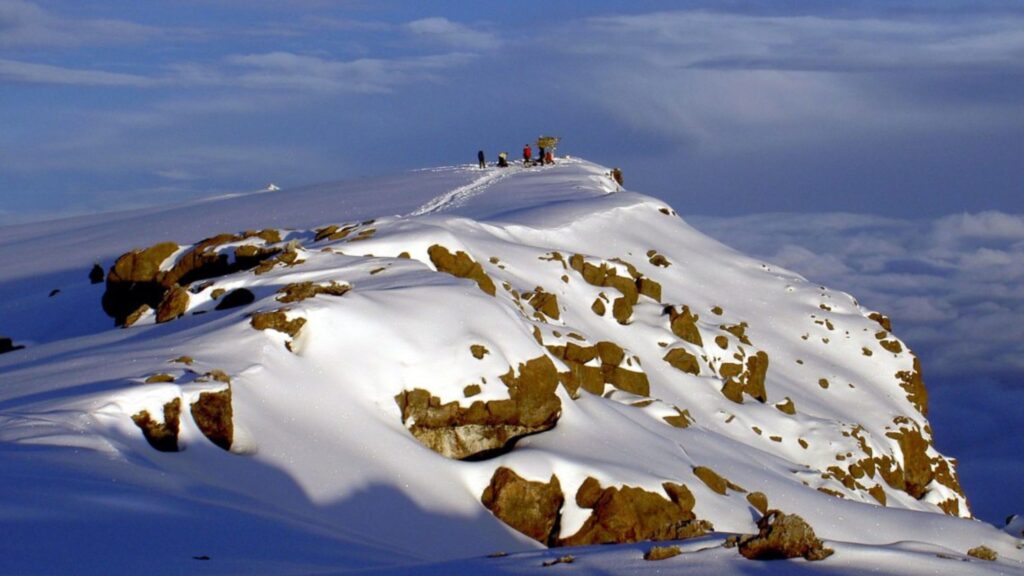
[522,144,532,166]
[477,150,486,169]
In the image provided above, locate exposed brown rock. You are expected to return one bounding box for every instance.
[103,234,283,326]
[171,355,194,365]
[775,397,796,415]
[896,356,929,416]
[541,555,574,567]
[144,373,175,384]
[612,297,633,324]
[250,310,306,339]
[559,478,711,546]
[190,388,233,451]
[663,407,693,428]
[395,356,561,459]
[591,298,606,316]
[663,348,700,375]
[668,306,703,346]
[737,510,834,561]
[868,311,892,331]
[715,335,729,349]
[203,370,231,383]
[967,546,997,561]
[276,281,350,303]
[132,398,181,452]
[481,467,563,545]
[721,322,752,345]
[464,384,481,397]
[644,545,681,561]
[548,341,648,397]
[693,466,745,495]
[470,344,489,359]
[214,288,255,310]
[885,426,934,500]
[868,485,887,506]
[102,242,179,324]
[155,285,190,323]
[428,245,496,296]
[879,338,903,354]
[746,492,769,515]
[529,288,560,320]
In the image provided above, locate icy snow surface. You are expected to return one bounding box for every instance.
[0,159,1021,574]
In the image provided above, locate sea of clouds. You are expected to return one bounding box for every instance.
[692,211,1024,525]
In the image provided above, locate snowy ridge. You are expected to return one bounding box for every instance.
[0,159,1021,574]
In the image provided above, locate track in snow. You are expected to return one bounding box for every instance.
[408,165,520,216]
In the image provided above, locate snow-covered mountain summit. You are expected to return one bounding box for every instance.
[0,158,1020,574]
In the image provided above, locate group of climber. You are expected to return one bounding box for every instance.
[477,142,555,169]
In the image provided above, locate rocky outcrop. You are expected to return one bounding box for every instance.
[896,355,928,416]
[644,545,681,561]
[214,288,255,310]
[155,285,189,323]
[481,467,563,545]
[276,281,350,303]
[0,336,25,355]
[103,233,283,326]
[667,305,703,346]
[663,348,700,375]
[693,465,745,495]
[559,478,712,546]
[191,388,233,451]
[395,356,561,459]
[568,254,662,325]
[428,245,496,296]
[967,546,997,561]
[718,351,769,404]
[131,398,181,452]
[737,510,834,561]
[547,341,649,397]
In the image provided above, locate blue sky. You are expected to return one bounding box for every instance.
[2,0,1023,222]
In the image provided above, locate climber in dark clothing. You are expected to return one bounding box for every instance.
[477,150,486,169]
[497,152,509,168]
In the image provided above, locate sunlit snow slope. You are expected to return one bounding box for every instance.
[0,159,1020,575]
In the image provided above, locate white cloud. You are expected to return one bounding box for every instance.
[405,17,500,50]
[549,10,1024,153]
[0,0,157,47]
[691,211,1024,379]
[0,58,155,86]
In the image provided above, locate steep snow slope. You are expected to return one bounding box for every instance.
[0,159,1020,574]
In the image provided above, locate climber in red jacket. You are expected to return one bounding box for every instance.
[523,144,533,166]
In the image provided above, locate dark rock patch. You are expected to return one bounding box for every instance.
[132,398,181,452]
[737,510,833,561]
[428,245,496,296]
[276,281,350,303]
[395,356,561,459]
[215,288,255,310]
[693,465,745,495]
[191,388,233,451]
[559,478,711,546]
[155,285,190,323]
[663,348,700,375]
[0,337,25,355]
[644,545,681,561]
[482,467,564,545]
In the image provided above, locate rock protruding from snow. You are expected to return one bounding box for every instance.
[395,356,562,459]
[481,467,564,545]
[736,510,834,561]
